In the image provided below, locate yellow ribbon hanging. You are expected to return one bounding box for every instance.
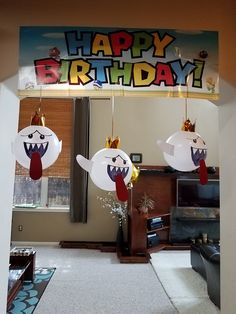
[130,164,140,184]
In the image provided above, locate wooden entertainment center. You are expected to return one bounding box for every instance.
[122,165,219,263]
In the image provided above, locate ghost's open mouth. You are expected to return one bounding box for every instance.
[191,147,207,166]
[107,165,129,182]
[24,141,49,159]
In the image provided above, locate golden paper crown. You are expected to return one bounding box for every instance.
[181,118,195,132]
[105,136,120,148]
[30,111,45,126]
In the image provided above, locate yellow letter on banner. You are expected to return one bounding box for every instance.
[133,62,155,86]
[70,59,92,84]
[92,33,113,56]
[152,32,175,57]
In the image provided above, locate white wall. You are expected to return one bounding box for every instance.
[0,76,19,313]
[218,80,236,313]
[90,97,219,166]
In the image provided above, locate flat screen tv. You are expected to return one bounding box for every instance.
[176,178,220,208]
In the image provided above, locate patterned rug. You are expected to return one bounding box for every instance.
[8,267,56,314]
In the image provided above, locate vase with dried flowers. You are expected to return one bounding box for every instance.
[97,191,128,251]
[137,192,155,217]
[97,191,128,226]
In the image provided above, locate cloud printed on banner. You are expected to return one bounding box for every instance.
[42,32,65,39]
[36,45,56,51]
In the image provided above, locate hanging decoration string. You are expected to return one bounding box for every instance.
[111,96,115,139]
[181,75,195,132]
[110,82,114,139]
[31,86,45,126]
[106,96,119,148]
[184,75,189,120]
[175,46,190,122]
[38,86,42,113]
[184,95,188,121]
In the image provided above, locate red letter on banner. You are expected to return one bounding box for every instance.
[154,63,174,86]
[110,31,133,57]
[34,58,60,84]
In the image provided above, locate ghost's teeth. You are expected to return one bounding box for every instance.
[43,143,47,149]
[116,167,119,171]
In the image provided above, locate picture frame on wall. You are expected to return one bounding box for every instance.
[130,153,142,164]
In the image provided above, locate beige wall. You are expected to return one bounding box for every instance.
[1,1,236,313]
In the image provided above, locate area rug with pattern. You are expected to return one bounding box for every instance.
[7,267,56,314]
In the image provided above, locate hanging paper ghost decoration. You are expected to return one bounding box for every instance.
[13,111,62,180]
[157,119,208,184]
[76,137,132,202]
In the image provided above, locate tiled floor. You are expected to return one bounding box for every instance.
[150,251,220,314]
[32,245,177,314]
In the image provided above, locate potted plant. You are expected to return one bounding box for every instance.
[137,192,155,217]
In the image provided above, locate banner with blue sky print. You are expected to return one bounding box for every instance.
[18,27,219,100]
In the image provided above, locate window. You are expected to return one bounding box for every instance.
[13,175,41,207]
[13,175,70,209]
[13,98,73,211]
[47,177,70,207]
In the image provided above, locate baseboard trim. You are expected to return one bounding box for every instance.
[11,241,60,246]
[59,240,116,252]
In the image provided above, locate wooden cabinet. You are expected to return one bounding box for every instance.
[126,165,219,259]
[147,213,170,252]
[127,165,176,259]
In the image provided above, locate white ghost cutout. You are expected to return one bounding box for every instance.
[76,148,132,201]
[13,125,62,179]
[157,130,207,172]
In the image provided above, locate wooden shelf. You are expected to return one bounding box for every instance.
[148,244,168,253]
[147,226,170,233]
[148,212,170,219]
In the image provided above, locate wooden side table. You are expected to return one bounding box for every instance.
[7,250,36,310]
[10,250,36,281]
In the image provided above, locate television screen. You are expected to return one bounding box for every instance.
[176,178,220,208]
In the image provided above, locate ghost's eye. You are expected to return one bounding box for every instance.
[28,134,33,139]
[193,139,197,143]
[40,134,45,140]
[112,157,116,162]
[123,160,127,165]
[203,140,206,145]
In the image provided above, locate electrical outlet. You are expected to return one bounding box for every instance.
[18,225,23,231]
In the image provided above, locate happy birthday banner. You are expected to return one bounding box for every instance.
[18,27,219,99]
